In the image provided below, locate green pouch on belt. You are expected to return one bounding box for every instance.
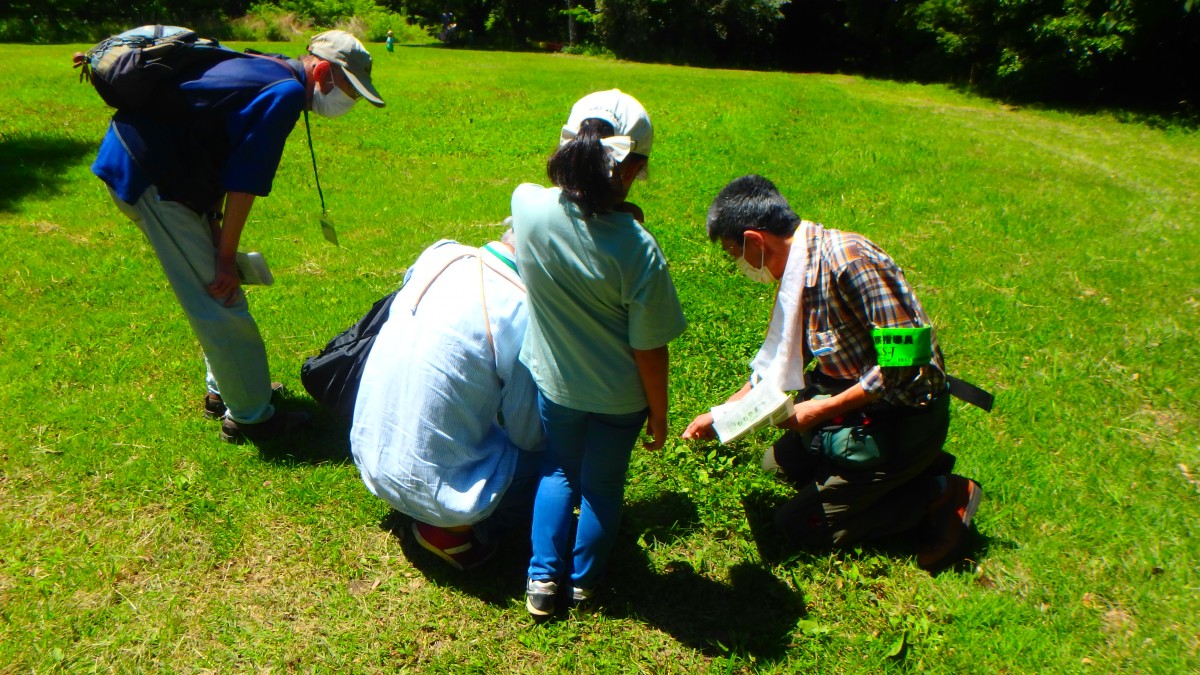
[819,424,888,470]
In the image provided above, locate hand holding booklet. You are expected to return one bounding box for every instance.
[710,380,795,444]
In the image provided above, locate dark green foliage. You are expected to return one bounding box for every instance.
[900,0,1200,107]
[0,0,251,42]
[399,0,568,47]
[592,0,789,67]
[775,0,1200,111]
[1,0,1196,110]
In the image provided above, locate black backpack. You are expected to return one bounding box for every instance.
[300,290,399,419]
[73,25,244,111]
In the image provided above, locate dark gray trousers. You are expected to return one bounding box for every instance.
[771,394,951,548]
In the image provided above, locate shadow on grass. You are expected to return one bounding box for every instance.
[741,485,997,577]
[934,529,1005,577]
[381,489,805,662]
[741,488,793,566]
[947,93,1200,131]
[252,396,354,466]
[379,509,534,607]
[379,491,709,610]
[602,493,806,662]
[0,132,95,212]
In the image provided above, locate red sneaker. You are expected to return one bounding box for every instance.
[918,475,982,572]
[411,522,497,572]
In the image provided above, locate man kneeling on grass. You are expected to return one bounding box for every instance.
[682,175,984,573]
[349,234,544,571]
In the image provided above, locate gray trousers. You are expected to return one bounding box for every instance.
[769,394,951,548]
[109,186,275,424]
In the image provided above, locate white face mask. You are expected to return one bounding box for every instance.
[312,83,357,118]
[736,236,778,283]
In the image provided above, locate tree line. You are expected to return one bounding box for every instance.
[3,0,1197,113]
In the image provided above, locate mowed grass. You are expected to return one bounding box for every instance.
[1,40,1198,672]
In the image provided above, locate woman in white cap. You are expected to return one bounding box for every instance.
[509,90,688,616]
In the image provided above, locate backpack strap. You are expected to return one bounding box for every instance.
[477,255,498,378]
[404,244,523,386]
[406,250,480,312]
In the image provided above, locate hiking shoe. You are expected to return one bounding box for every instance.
[918,475,982,572]
[411,522,497,572]
[220,410,311,444]
[204,382,285,420]
[526,579,558,617]
[203,393,226,420]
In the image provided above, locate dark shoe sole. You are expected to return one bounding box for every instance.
[526,596,555,617]
[220,410,310,444]
[220,426,247,444]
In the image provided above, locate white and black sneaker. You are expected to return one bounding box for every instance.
[571,586,595,610]
[526,579,558,617]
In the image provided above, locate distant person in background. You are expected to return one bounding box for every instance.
[512,89,687,616]
[92,30,385,443]
[350,235,544,572]
[439,11,457,43]
[682,175,984,573]
[385,30,395,53]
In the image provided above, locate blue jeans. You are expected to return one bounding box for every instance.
[528,393,647,590]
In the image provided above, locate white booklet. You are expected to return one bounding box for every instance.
[235,251,274,286]
[711,381,795,444]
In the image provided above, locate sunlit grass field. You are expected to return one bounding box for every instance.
[1,40,1198,672]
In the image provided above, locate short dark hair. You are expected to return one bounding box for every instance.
[706,175,801,242]
[547,118,635,218]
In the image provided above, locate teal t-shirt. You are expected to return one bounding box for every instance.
[511,184,687,414]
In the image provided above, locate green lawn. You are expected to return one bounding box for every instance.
[1,41,1198,672]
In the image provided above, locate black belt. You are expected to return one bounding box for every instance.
[805,372,994,414]
[946,375,994,412]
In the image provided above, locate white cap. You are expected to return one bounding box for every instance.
[560,89,653,159]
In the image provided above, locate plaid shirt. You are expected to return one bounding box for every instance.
[794,221,946,407]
